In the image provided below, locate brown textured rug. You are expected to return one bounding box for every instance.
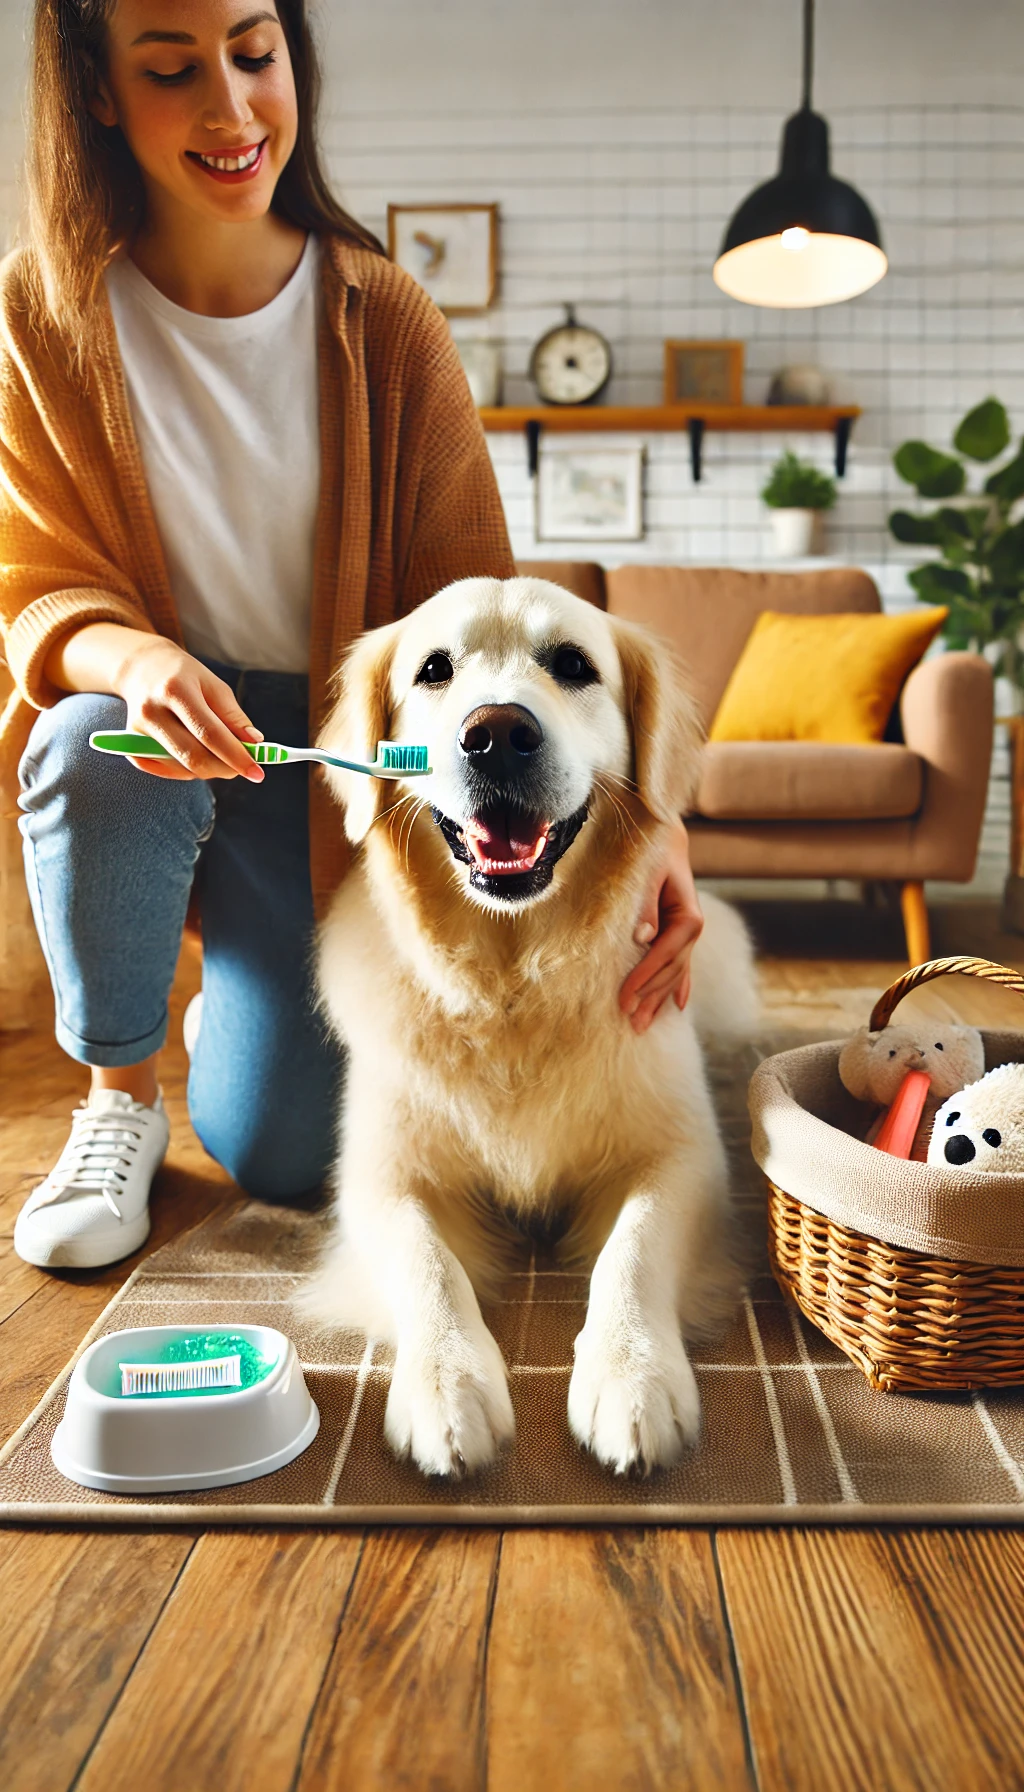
[6,1027,1024,1525]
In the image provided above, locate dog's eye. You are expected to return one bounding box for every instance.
[416,652,453,686]
[983,1128,1002,1148]
[946,1111,960,1126]
[889,1049,896,1059]
[551,645,598,686]
[935,1042,944,1051]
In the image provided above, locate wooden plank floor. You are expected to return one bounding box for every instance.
[4,902,1024,1791]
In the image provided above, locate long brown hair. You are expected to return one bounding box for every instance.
[26,0,383,349]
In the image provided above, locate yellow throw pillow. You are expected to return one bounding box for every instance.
[709,607,949,745]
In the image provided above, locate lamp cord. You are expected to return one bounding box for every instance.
[802,0,815,109]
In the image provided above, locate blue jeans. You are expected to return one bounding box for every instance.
[18,662,343,1203]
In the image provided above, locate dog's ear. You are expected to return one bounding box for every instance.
[611,617,702,823]
[318,620,400,843]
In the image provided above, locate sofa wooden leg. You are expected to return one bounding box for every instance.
[900,881,931,966]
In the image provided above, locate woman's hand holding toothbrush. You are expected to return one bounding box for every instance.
[44,623,266,782]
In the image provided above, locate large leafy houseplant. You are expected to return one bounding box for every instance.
[889,398,1024,695]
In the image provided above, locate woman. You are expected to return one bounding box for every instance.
[0,0,702,1271]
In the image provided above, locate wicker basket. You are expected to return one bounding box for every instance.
[758,955,1024,1392]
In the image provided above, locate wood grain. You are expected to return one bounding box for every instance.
[0,1276,137,1444]
[478,403,861,434]
[0,1174,235,1445]
[718,1528,1024,1792]
[486,1529,752,1792]
[0,1240,44,1327]
[0,1527,194,1792]
[0,806,49,1031]
[76,1531,362,1792]
[296,1528,500,1791]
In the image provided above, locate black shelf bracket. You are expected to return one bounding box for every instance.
[519,409,851,483]
[688,417,706,483]
[834,414,854,476]
[525,418,542,477]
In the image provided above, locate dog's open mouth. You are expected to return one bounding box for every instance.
[465,811,550,875]
[431,803,589,901]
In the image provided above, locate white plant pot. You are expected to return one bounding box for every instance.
[769,508,823,559]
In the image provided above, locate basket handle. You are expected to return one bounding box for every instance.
[869,955,1024,1031]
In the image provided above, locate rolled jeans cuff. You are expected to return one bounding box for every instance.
[51,1008,171,1069]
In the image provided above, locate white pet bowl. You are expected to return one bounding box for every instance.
[51,1324,320,1494]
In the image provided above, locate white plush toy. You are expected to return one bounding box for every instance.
[927,1063,1024,1171]
[838,1022,986,1160]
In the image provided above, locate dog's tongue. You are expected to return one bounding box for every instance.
[464,812,549,874]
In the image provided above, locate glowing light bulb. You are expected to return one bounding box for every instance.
[781,227,810,253]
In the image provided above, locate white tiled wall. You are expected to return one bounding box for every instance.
[324,102,1024,608]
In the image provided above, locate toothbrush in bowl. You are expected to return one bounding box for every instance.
[89,731,431,778]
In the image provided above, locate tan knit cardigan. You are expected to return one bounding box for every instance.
[0,236,515,912]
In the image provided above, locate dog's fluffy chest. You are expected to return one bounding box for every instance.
[319,867,703,1214]
[405,985,697,1214]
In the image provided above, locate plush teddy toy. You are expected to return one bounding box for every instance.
[927,1062,1024,1170]
[838,1022,986,1160]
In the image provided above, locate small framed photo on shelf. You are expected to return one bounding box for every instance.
[664,339,744,406]
[387,203,499,313]
[535,446,644,543]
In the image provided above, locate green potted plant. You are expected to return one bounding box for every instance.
[888,397,1024,703]
[761,451,837,558]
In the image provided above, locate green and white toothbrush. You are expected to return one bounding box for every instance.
[89,730,431,777]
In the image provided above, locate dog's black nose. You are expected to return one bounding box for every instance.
[944,1134,976,1165]
[459,704,543,773]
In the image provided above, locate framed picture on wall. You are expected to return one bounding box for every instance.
[535,446,644,542]
[663,339,744,405]
[387,203,499,313]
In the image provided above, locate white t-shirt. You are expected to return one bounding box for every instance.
[105,235,321,673]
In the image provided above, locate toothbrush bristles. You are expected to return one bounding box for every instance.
[120,1355,242,1396]
[376,741,430,772]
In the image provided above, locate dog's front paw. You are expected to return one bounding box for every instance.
[567,1322,700,1475]
[384,1326,515,1478]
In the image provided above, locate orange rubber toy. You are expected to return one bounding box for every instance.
[872,1069,932,1158]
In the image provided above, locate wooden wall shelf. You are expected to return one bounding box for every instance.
[478,404,862,481]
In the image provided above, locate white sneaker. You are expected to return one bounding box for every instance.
[14,1088,169,1270]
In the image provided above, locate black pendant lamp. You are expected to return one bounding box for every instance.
[713,0,887,308]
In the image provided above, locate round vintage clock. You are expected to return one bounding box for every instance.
[528,305,612,406]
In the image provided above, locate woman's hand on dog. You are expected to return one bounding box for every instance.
[619,819,703,1034]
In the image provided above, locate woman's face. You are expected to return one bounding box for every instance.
[95,1,299,225]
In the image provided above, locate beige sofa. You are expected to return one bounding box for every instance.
[518,561,995,964]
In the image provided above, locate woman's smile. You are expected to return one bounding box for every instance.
[186,139,268,182]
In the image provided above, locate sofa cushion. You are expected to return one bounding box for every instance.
[515,560,607,608]
[605,566,881,728]
[709,607,948,744]
[693,741,924,821]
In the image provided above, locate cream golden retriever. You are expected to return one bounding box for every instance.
[305,576,756,1477]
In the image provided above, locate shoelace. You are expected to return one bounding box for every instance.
[35,1105,148,1220]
